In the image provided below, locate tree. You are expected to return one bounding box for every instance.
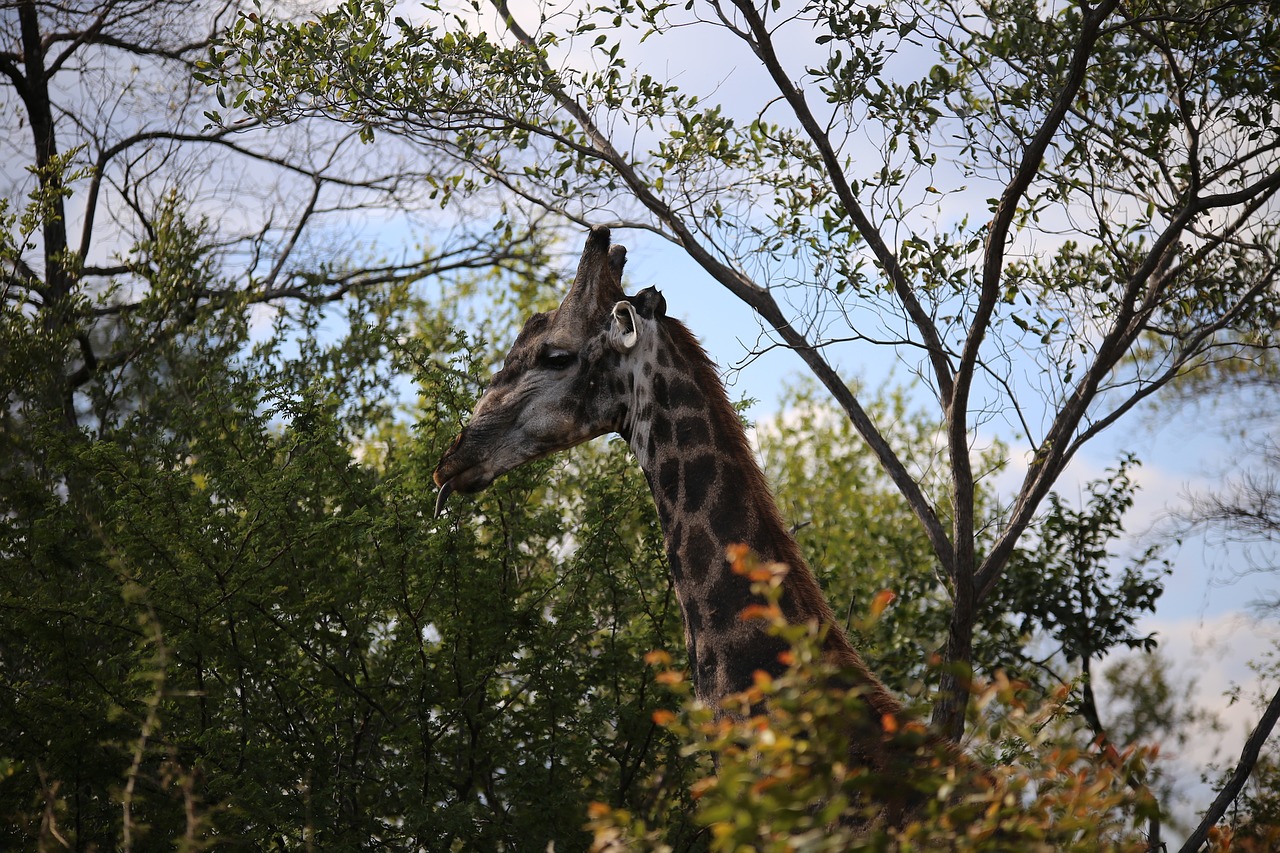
[0,250,708,848]
[1004,455,1169,718]
[0,0,537,437]
[0,4,1134,843]
[207,0,1280,747]
[7,0,1277,844]
[1099,651,1224,840]
[759,380,1091,695]
[1213,689,1280,852]
[1165,394,1280,850]
[760,389,1194,844]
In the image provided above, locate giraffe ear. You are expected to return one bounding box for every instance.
[630,286,666,320]
[609,300,640,352]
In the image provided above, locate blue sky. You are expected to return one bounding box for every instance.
[605,223,1276,834]
[11,0,1271,832]
[350,15,1280,814]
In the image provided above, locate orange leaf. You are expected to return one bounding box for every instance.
[751,775,782,796]
[655,669,685,685]
[881,713,899,734]
[643,649,672,667]
[738,603,780,621]
[690,777,717,800]
[869,589,897,620]
[651,709,677,726]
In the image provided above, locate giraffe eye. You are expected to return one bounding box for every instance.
[540,349,577,371]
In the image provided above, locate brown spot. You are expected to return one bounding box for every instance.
[675,416,710,445]
[683,453,717,513]
[658,458,681,505]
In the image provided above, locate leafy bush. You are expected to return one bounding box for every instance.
[0,285,698,850]
[588,553,1155,852]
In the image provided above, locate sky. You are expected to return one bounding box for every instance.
[9,0,1275,836]
[610,220,1276,839]
[385,1,1280,823]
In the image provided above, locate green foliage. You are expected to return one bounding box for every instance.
[757,382,1034,691]
[588,559,1154,852]
[757,382,1174,703]
[0,219,696,849]
[203,0,1280,771]
[1101,651,1223,836]
[1006,455,1170,667]
[1224,753,1280,852]
[15,0,1274,843]
[1103,652,1222,759]
[0,203,1179,847]
[202,0,1280,337]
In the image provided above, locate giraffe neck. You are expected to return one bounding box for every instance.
[620,320,899,716]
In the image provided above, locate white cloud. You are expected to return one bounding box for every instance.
[1099,611,1280,836]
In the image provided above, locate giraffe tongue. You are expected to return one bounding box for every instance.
[433,480,455,518]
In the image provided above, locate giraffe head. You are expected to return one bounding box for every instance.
[432,226,665,515]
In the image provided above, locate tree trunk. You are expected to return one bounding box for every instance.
[930,583,975,743]
[18,2,70,302]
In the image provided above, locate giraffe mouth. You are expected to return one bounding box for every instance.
[432,426,506,516]
[431,462,497,517]
[432,419,575,516]
[433,479,455,518]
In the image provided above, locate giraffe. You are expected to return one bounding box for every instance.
[433,225,909,778]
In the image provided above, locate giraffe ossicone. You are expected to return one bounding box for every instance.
[432,225,917,780]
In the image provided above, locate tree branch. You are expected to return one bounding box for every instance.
[1178,682,1280,853]
[722,0,957,406]
[976,254,1280,600]
[485,0,955,572]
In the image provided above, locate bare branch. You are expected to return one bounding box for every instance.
[722,0,957,406]
[485,0,955,571]
[1178,683,1280,853]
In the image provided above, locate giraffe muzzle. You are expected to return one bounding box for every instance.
[431,427,503,515]
[431,464,501,516]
